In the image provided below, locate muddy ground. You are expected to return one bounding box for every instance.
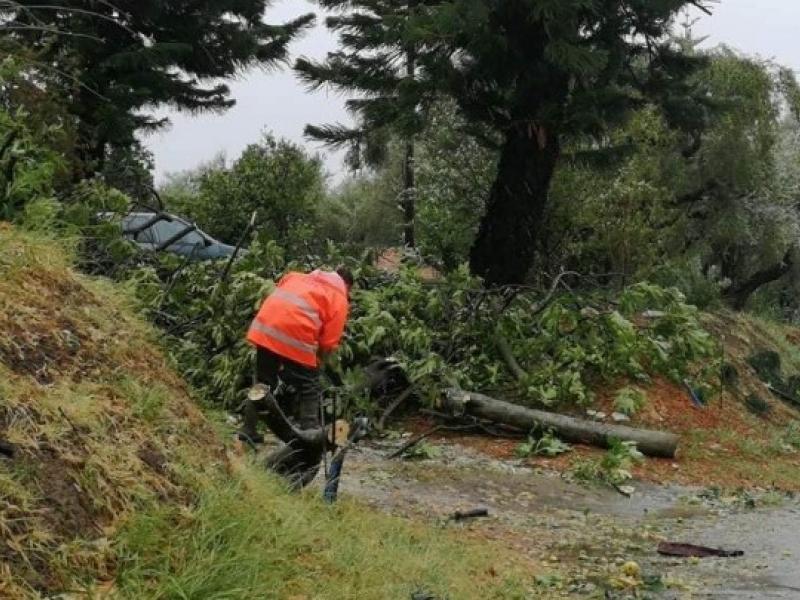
[286,433,800,599]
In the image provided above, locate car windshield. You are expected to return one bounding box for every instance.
[121,213,219,249]
[122,215,156,243]
[151,219,205,246]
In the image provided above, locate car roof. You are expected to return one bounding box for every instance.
[97,210,228,245]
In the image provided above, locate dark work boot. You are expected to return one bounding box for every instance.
[286,396,322,487]
[264,441,320,491]
[296,394,320,432]
[237,399,265,445]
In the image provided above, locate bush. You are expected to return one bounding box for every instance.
[647,257,724,310]
[161,134,325,249]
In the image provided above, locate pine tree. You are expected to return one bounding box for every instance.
[1,1,313,174]
[412,0,714,285]
[295,0,437,247]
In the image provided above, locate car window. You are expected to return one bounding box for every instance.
[122,215,156,244]
[151,219,205,247]
[173,229,205,246]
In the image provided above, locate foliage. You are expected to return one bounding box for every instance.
[408,0,711,285]
[0,65,66,220]
[498,283,720,406]
[614,387,647,417]
[316,101,496,266]
[296,0,441,245]
[648,257,724,310]
[402,441,443,460]
[129,233,361,409]
[572,440,644,486]
[101,142,155,202]
[19,180,155,278]
[162,134,326,248]
[515,431,571,458]
[1,1,313,171]
[340,275,719,410]
[547,106,685,282]
[415,103,496,270]
[121,224,719,415]
[133,241,279,408]
[296,0,435,154]
[316,173,403,248]
[656,49,800,310]
[529,48,800,311]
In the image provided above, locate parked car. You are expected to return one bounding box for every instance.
[100,211,237,260]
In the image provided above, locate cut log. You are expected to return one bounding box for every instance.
[440,389,679,458]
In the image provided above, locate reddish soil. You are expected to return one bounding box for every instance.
[595,377,759,435]
[375,248,441,280]
[400,373,800,490]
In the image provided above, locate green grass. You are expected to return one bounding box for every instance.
[113,466,536,600]
[747,315,800,375]
[119,376,169,423]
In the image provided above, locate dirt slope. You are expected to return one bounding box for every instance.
[0,226,227,596]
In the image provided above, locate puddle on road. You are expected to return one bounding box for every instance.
[315,439,800,598]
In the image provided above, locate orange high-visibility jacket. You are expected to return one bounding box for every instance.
[246,270,349,368]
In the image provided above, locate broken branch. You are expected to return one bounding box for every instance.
[377,385,416,430]
[388,425,443,459]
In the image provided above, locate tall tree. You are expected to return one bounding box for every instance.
[413,0,713,285]
[1,1,313,174]
[295,0,437,247]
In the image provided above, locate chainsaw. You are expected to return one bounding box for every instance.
[245,383,370,502]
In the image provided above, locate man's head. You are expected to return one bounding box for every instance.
[336,266,354,295]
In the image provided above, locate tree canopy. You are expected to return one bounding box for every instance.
[296,0,441,247]
[398,0,715,285]
[0,1,313,173]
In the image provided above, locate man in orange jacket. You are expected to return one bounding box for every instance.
[241,266,353,486]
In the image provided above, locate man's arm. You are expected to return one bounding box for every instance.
[319,304,348,354]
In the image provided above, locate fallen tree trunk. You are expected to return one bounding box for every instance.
[440,389,679,458]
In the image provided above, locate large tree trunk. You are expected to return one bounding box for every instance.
[401,33,417,248]
[440,389,679,458]
[469,125,560,286]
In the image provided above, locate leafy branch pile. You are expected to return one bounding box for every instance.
[63,206,720,416]
[341,271,721,413]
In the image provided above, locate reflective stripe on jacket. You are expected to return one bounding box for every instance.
[246,270,349,367]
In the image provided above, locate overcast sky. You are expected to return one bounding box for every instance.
[143,1,800,185]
